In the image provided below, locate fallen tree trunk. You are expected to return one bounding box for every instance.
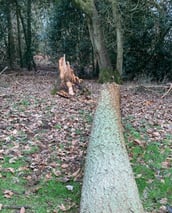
[80,83,144,213]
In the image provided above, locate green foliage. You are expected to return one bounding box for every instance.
[48,0,92,76]
[0,0,171,79]
[54,124,62,129]
[50,87,58,95]
[122,0,172,81]
[94,0,171,81]
[79,110,93,124]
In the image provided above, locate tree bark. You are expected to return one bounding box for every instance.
[80,83,144,213]
[108,0,123,75]
[15,0,23,68]
[86,4,112,71]
[6,0,15,68]
[26,0,32,70]
[73,0,114,82]
[16,0,35,70]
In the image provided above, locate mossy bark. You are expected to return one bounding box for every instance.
[98,68,122,84]
[80,83,144,213]
[108,0,123,75]
[73,0,118,83]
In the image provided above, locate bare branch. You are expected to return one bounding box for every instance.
[161,83,172,98]
[0,66,8,75]
[129,0,140,12]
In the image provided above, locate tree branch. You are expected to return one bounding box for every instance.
[161,83,172,98]
[0,66,8,75]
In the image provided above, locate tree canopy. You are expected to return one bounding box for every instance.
[0,0,171,81]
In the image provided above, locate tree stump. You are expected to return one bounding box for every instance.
[58,55,82,96]
[80,83,144,213]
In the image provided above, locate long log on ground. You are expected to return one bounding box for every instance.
[80,83,144,213]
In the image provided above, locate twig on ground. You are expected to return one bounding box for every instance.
[2,205,32,210]
[0,66,8,75]
[161,83,172,98]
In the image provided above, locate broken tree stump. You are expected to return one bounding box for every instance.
[58,55,82,96]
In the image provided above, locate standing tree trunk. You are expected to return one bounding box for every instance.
[17,0,35,71]
[6,0,15,68]
[25,0,32,70]
[73,0,122,83]
[80,83,144,213]
[86,3,112,72]
[108,0,123,75]
[15,0,23,68]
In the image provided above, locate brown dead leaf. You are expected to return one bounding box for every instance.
[59,203,75,212]
[159,198,168,205]
[9,157,17,164]
[152,131,161,137]
[133,139,146,147]
[7,167,15,173]
[61,164,68,169]
[0,203,3,210]
[25,186,41,195]
[45,173,52,180]
[161,161,170,168]
[52,169,61,177]
[136,174,142,178]
[59,204,66,211]
[18,166,29,172]
[143,100,154,106]
[3,190,14,198]
[0,149,4,154]
[158,205,167,213]
[20,207,26,213]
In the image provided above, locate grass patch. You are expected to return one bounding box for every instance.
[79,110,93,124]
[0,141,81,212]
[0,175,81,213]
[1,88,171,213]
[124,119,172,211]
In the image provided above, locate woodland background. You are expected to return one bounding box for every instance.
[0,0,171,82]
[0,0,172,212]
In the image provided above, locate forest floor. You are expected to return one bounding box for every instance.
[0,70,171,213]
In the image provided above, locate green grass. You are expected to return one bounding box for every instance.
[79,110,93,124]
[54,124,62,129]
[0,165,81,213]
[0,149,81,212]
[0,178,81,212]
[124,119,172,211]
[1,102,171,213]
